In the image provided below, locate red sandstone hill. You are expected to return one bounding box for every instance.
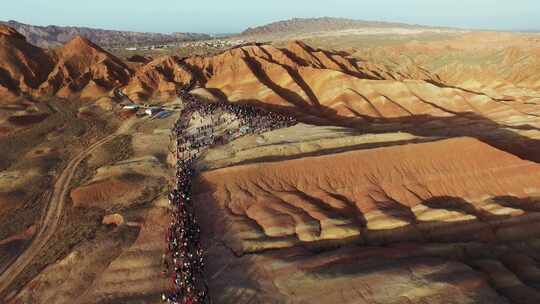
[123,40,416,104]
[355,32,540,94]
[1,25,539,138]
[0,28,403,103]
[38,36,132,99]
[196,137,540,252]
[0,26,132,101]
[3,25,540,304]
[119,37,540,157]
[0,25,55,98]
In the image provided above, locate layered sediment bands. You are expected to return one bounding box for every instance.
[125,42,395,106]
[204,239,540,303]
[0,25,55,95]
[122,39,540,124]
[206,57,540,125]
[78,206,171,304]
[195,136,540,303]
[2,23,540,135]
[121,39,540,166]
[38,36,132,99]
[198,123,430,171]
[124,56,196,101]
[3,24,540,303]
[354,33,540,96]
[9,206,171,304]
[194,137,540,254]
[0,26,131,100]
[10,225,141,304]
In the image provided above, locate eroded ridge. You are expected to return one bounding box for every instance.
[192,135,540,303]
[196,137,540,255]
[164,86,295,303]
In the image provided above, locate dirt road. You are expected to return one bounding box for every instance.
[0,133,119,298]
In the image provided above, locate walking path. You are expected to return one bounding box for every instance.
[0,134,119,297]
[163,86,295,303]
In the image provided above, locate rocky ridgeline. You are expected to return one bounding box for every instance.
[0,20,210,48]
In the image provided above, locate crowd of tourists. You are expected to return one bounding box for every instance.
[162,84,296,304]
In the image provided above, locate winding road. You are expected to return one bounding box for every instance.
[0,133,119,298]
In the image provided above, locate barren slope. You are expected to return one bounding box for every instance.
[0,25,55,98]
[38,36,132,99]
[353,32,540,97]
[194,136,540,303]
[0,26,132,101]
[196,137,540,253]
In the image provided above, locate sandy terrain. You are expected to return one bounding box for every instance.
[190,132,540,303]
[1,24,540,304]
[195,137,540,251]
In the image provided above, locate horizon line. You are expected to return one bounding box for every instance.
[2,17,539,35]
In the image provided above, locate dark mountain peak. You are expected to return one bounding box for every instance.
[0,20,211,48]
[0,25,26,41]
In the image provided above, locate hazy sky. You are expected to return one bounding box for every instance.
[2,0,539,33]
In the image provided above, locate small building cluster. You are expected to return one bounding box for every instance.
[122,39,247,52]
[180,39,246,49]
[121,104,174,119]
[125,44,169,51]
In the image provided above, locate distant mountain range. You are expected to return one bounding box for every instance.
[0,20,211,48]
[1,17,457,49]
[241,17,440,37]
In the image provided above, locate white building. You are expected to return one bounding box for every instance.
[145,107,162,116]
[122,104,139,110]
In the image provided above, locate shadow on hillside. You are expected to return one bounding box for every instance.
[279,45,382,80]
[239,49,318,110]
[202,83,540,164]
[426,79,518,102]
[259,99,540,163]
[492,196,540,212]
[423,196,509,222]
[178,58,208,87]
[194,110,540,297]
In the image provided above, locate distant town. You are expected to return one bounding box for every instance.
[121,39,248,52]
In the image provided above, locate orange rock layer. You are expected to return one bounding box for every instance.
[0,25,131,101]
[194,138,540,253]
